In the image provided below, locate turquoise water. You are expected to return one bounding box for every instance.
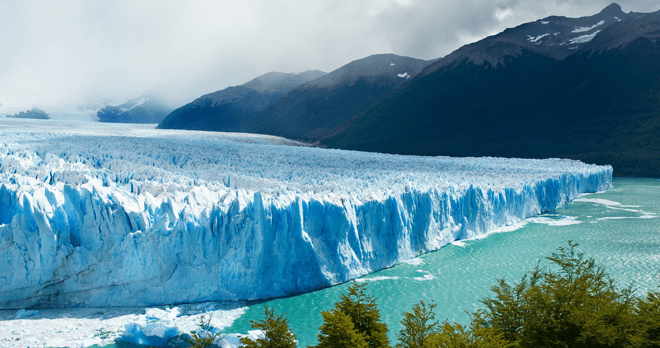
[224,178,660,346]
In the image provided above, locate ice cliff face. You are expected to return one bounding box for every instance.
[0,122,612,308]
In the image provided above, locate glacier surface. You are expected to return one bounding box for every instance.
[0,118,612,308]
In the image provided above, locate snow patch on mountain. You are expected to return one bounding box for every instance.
[570,30,601,44]
[528,33,550,43]
[572,20,605,33]
[119,97,149,114]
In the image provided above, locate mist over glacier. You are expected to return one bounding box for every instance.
[0,118,611,308]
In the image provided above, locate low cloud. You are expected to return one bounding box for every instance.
[0,0,656,111]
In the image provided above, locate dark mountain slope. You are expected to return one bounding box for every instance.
[323,5,660,177]
[246,54,429,141]
[157,70,326,131]
[97,95,173,124]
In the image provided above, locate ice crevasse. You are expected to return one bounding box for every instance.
[0,127,612,308]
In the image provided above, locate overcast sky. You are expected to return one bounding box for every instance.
[0,0,657,111]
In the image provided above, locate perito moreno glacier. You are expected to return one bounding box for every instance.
[0,118,612,309]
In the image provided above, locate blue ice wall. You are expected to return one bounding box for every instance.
[0,130,612,308]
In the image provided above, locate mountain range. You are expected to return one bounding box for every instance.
[322,3,660,177]
[158,3,660,177]
[97,95,173,124]
[158,70,326,131]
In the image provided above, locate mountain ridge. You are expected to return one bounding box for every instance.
[322,4,660,177]
[246,53,429,141]
[157,70,327,132]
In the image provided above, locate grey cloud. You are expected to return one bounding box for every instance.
[0,0,657,111]
[370,0,659,60]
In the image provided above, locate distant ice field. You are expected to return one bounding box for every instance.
[0,117,612,308]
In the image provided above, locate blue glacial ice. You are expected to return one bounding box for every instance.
[121,308,181,346]
[0,121,612,308]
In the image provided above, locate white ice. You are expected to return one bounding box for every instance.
[574,197,657,219]
[0,117,612,309]
[403,258,424,266]
[355,276,400,282]
[413,273,435,281]
[0,302,246,347]
[573,198,622,206]
[529,216,581,226]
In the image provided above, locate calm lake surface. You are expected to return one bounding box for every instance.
[224,178,660,347]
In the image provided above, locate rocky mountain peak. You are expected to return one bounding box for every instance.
[599,3,624,17]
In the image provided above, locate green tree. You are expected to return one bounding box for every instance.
[313,309,370,348]
[310,281,390,348]
[425,320,513,348]
[635,289,660,347]
[240,305,297,348]
[476,241,637,348]
[335,281,391,348]
[396,300,439,348]
[185,314,220,348]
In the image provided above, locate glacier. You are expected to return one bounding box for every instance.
[0,118,612,308]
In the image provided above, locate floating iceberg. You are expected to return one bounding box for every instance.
[121,308,181,346]
[0,121,612,308]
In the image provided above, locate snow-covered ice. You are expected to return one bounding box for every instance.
[0,117,611,308]
[355,276,400,282]
[0,302,246,347]
[573,198,625,206]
